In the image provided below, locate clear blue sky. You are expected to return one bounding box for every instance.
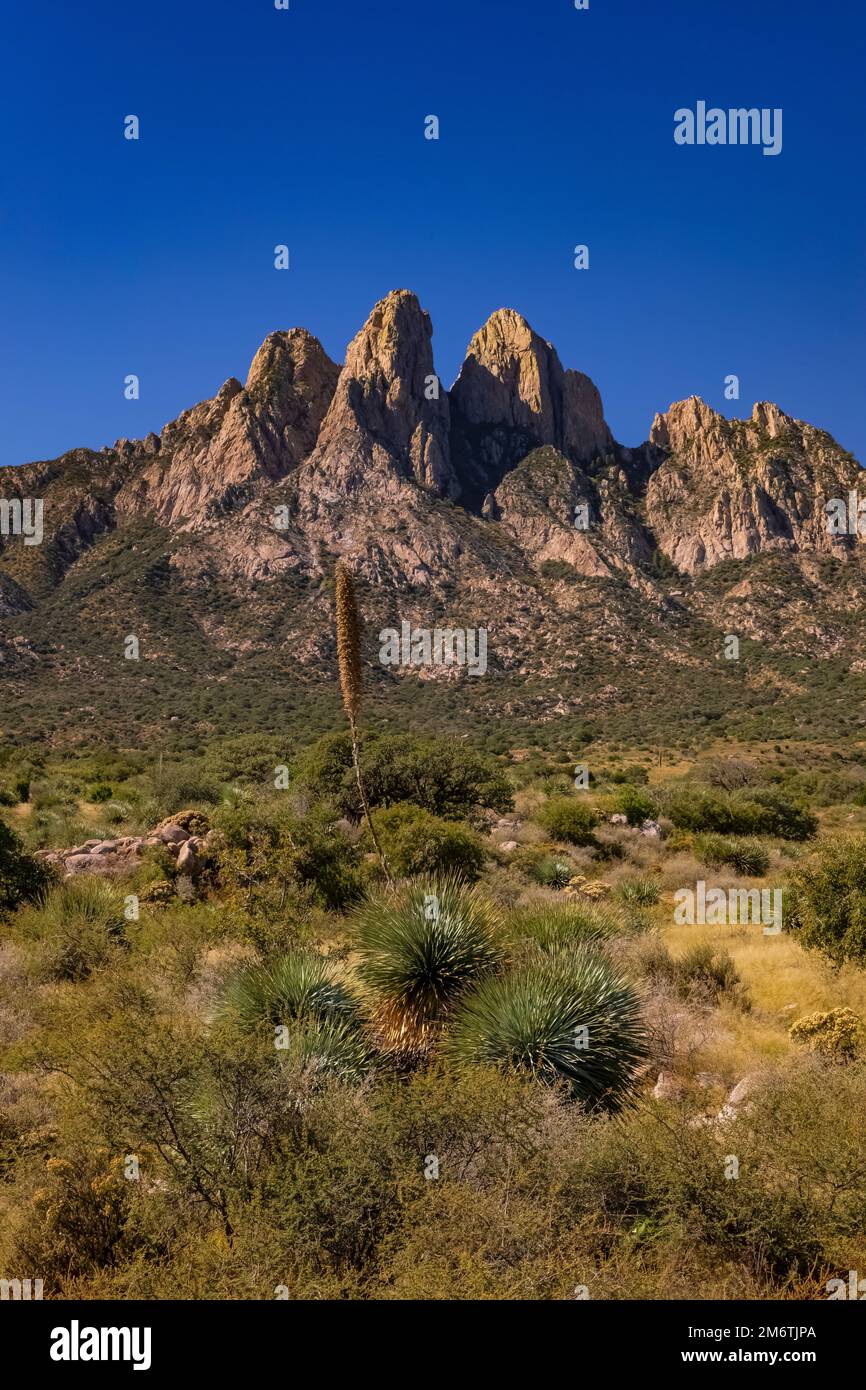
[1,0,863,467]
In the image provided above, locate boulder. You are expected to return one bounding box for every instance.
[176,837,202,875]
[157,824,189,845]
[639,819,663,838]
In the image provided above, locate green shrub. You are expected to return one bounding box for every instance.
[13,877,128,981]
[674,943,747,1007]
[508,901,622,953]
[351,877,505,1053]
[204,734,292,783]
[214,805,366,916]
[294,732,513,823]
[444,948,646,1107]
[0,820,53,916]
[88,784,114,804]
[693,833,770,876]
[605,765,650,786]
[664,786,815,841]
[638,938,748,1008]
[614,786,658,826]
[785,836,866,967]
[222,953,375,1082]
[372,803,486,881]
[223,952,363,1031]
[527,856,573,889]
[536,797,598,845]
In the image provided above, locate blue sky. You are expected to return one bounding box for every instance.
[1,0,863,467]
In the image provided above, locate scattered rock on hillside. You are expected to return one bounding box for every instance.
[36,812,213,880]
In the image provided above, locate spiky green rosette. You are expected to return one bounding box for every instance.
[352,875,504,1053]
[444,948,646,1107]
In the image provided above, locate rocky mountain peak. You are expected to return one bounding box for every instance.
[449,307,613,509]
[649,396,723,452]
[309,290,456,496]
[645,394,861,574]
[751,400,791,437]
[452,308,563,443]
[116,331,339,529]
[245,328,339,416]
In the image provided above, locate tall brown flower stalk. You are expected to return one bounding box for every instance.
[335,560,392,884]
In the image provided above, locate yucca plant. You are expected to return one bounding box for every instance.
[529,856,572,889]
[335,560,392,883]
[444,948,647,1108]
[280,1015,378,1084]
[351,876,505,1053]
[222,952,376,1082]
[222,951,363,1030]
[508,901,622,955]
[617,875,662,907]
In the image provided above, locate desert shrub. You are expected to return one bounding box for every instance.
[203,734,292,783]
[536,797,598,845]
[351,877,505,1053]
[785,836,866,967]
[372,803,486,881]
[663,786,815,840]
[143,763,222,817]
[221,954,376,1083]
[693,833,770,876]
[0,820,53,915]
[790,1007,866,1062]
[294,732,513,823]
[702,757,759,790]
[288,813,368,909]
[275,1016,379,1083]
[579,1058,866,1282]
[508,901,622,954]
[633,936,747,1008]
[13,1148,143,1285]
[605,765,650,786]
[88,783,114,803]
[444,948,646,1107]
[673,943,747,1007]
[214,804,366,917]
[137,879,175,907]
[617,875,661,907]
[11,877,128,981]
[614,785,658,826]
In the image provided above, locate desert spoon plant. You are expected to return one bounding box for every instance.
[335,559,393,884]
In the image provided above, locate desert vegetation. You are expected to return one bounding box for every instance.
[1,730,866,1300]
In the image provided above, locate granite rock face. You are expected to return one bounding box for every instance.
[645,397,862,574]
[450,308,613,507]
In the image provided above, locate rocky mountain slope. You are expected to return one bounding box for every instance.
[1,289,863,749]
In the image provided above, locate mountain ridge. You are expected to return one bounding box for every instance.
[1,289,864,749]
